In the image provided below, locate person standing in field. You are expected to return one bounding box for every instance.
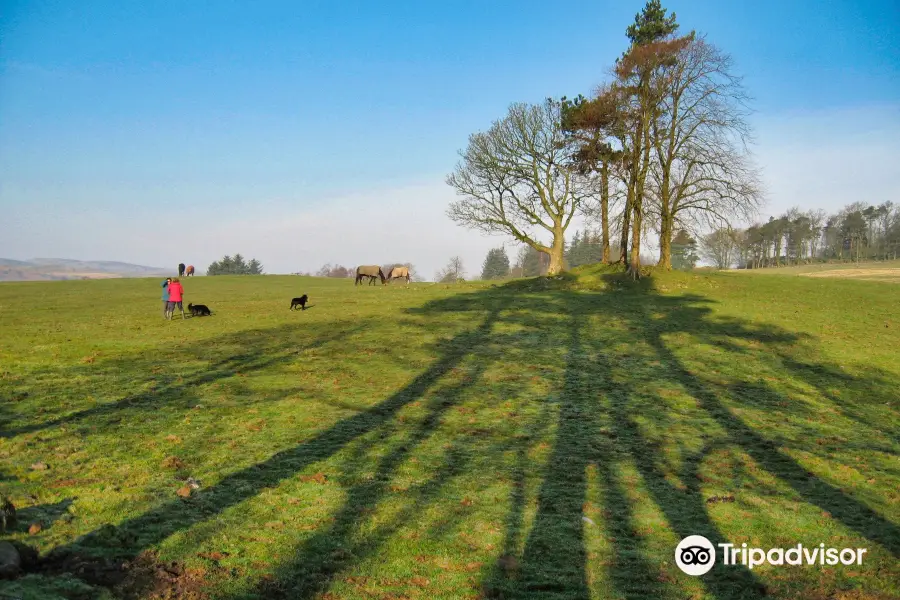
[166,278,186,320]
[161,277,172,318]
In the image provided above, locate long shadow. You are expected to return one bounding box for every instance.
[15,273,900,598]
[611,280,900,558]
[409,275,899,598]
[2,322,360,439]
[35,300,509,597]
[238,344,497,598]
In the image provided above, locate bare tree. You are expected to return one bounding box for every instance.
[700,227,739,269]
[614,36,692,276]
[435,256,465,283]
[446,100,589,275]
[649,36,763,269]
[806,208,827,260]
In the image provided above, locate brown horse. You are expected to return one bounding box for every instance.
[186,265,195,276]
[387,266,410,285]
[355,265,385,286]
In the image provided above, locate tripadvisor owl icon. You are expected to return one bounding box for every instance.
[676,535,716,576]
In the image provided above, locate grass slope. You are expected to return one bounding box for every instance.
[1,269,898,599]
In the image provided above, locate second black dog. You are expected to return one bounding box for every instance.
[188,303,212,316]
[290,295,309,311]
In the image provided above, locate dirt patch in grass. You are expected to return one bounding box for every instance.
[31,549,213,599]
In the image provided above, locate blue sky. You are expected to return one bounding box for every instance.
[1,0,898,276]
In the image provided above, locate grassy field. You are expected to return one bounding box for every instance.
[1,268,898,600]
[736,259,900,283]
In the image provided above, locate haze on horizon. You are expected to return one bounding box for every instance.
[1,1,898,279]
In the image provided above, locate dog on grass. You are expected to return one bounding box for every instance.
[188,303,212,317]
[290,295,309,311]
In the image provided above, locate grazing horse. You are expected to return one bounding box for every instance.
[186,265,195,276]
[387,266,411,285]
[355,265,385,286]
[178,263,186,277]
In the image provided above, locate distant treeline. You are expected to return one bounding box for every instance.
[700,201,899,269]
[207,254,264,276]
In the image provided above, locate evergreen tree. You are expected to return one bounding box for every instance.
[671,230,699,270]
[626,0,679,46]
[565,231,582,267]
[207,253,265,275]
[248,259,264,275]
[481,247,511,280]
[520,246,547,276]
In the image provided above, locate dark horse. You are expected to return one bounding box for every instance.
[178,263,186,277]
[186,265,195,276]
[355,265,386,286]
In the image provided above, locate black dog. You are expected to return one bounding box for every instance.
[290,295,309,311]
[188,303,212,317]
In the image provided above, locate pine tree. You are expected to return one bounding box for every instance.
[671,230,699,270]
[481,247,511,280]
[566,231,582,267]
[248,259,264,275]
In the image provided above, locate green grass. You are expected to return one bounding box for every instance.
[1,269,898,600]
[736,259,900,282]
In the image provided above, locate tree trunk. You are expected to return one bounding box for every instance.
[628,203,642,277]
[600,162,610,263]
[657,215,673,270]
[547,227,566,276]
[619,186,632,263]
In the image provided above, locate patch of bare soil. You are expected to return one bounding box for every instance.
[32,549,214,599]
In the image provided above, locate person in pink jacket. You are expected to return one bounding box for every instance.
[166,278,186,320]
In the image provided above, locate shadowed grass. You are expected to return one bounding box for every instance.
[1,269,898,599]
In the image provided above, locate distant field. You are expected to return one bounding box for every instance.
[1,268,898,599]
[736,259,900,282]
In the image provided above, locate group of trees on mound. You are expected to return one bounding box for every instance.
[701,201,900,269]
[478,227,699,281]
[446,1,760,278]
[207,254,264,276]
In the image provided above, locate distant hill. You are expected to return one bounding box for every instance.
[0,258,173,282]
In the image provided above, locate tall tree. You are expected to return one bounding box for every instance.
[807,209,827,259]
[481,247,511,280]
[615,1,685,276]
[447,100,589,275]
[560,90,624,263]
[650,36,762,269]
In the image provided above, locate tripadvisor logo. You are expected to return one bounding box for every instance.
[675,536,867,576]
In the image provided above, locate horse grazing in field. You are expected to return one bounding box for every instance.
[355,265,385,286]
[178,263,186,277]
[387,266,411,285]
[186,265,195,276]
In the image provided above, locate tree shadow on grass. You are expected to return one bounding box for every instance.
[10,273,900,599]
[1,322,363,439]
[26,299,513,598]
[412,273,899,599]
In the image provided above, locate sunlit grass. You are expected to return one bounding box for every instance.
[1,269,898,599]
